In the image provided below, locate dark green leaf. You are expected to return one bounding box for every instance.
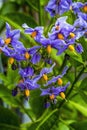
[0,106,20,130]
[0,2,19,15]
[29,89,46,119]
[6,12,37,27]
[71,120,87,130]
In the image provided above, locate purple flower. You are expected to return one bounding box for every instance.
[31,53,41,64]
[18,76,40,91]
[44,66,69,86]
[45,0,58,17]
[39,63,56,78]
[41,82,70,97]
[19,67,34,78]
[51,16,69,32]
[15,45,41,61]
[74,13,87,39]
[75,43,83,54]
[0,23,21,47]
[22,23,44,42]
[40,38,66,54]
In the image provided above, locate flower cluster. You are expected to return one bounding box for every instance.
[0,0,86,108]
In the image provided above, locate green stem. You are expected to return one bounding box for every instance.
[59,54,69,73]
[58,66,85,108]
[38,0,42,25]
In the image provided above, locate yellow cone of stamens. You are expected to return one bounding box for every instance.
[60,92,66,99]
[83,5,87,13]
[55,26,60,30]
[49,94,55,100]
[31,31,37,38]
[24,89,30,97]
[24,52,30,59]
[8,57,14,64]
[43,74,48,81]
[68,45,75,51]
[69,32,75,38]
[58,78,63,86]
[4,38,11,45]
[46,45,52,54]
[57,33,64,40]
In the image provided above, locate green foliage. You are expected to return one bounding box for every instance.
[0,106,20,130]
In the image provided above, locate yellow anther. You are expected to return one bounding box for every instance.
[31,31,37,38]
[43,74,48,81]
[58,78,63,86]
[57,33,64,40]
[46,45,52,54]
[8,57,14,64]
[68,45,75,51]
[83,5,87,13]
[69,32,75,38]
[49,94,55,100]
[60,92,66,99]
[24,52,30,59]
[4,38,11,45]
[24,89,30,97]
[55,26,60,30]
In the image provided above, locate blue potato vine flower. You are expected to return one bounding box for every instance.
[22,23,44,42]
[75,43,83,54]
[74,13,87,38]
[31,52,41,64]
[44,66,69,86]
[0,23,20,47]
[56,39,83,55]
[51,16,70,32]
[41,82,70,100]
[18,76,40,98]
[45,0,59,17]
[19,66,34,78]
[39,63,56,81]
[15,45,41,61]
[40,38,65,54]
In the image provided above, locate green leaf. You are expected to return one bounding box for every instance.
[0,2,19,15]
[79,77,87,91]
[66,50,84,64]
[29,89,46,119]
[57,122,70,130]
[0,1,19,32]
[25,0,39,12]
[79,38,87,62]
[71,120,87,130]
[6,12,37,27]
[79,91,87,104]
[0,84,19,106]
[69,100,87,117]
[36,109,59,130]
[0,106,20,130]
